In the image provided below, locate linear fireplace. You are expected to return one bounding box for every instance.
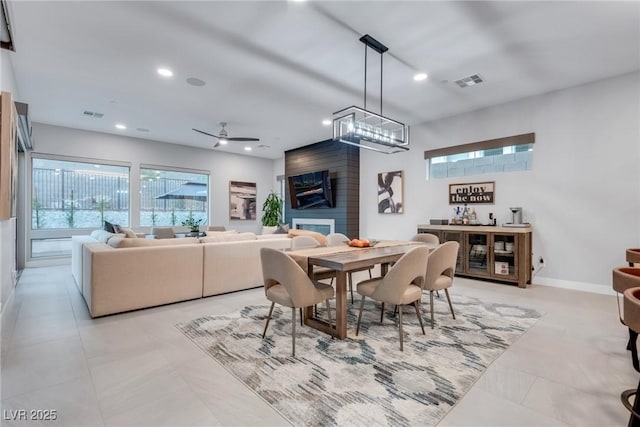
[291,218,335,235]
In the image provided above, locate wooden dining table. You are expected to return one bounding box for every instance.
[288,241,437,339]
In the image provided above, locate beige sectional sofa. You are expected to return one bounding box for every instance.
[73,230,291,317]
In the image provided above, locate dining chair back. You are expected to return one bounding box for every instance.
[423,241,459,328]
[326,232,372,303]
[411,233,440,245]
[355,245,429,351]
[260,248,334,356]
[291,235,321,249]
[327,233,349,247]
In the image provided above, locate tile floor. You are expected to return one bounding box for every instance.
[1,265,636,426]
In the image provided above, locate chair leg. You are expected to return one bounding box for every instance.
[444,288,456,319]
[300,308,303,326]
[414,301,425,335]
[430,290,435,329]
[399,304,404,351]
[325,299,333,327]
[351,275,355,305]
[368,268,372,279]
[436,290,440,298]
[291,307,296,357]
[380,302,385,323]
[356,295,366,336]
[262,302,275,338]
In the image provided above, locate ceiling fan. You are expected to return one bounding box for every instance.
[192,122,260,148]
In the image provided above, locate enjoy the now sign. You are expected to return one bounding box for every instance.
[449,182,495,204]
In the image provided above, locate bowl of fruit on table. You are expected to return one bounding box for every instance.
[347,239,377,248]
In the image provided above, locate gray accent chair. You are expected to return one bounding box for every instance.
[355,246,429,351]
[260,248,334,357]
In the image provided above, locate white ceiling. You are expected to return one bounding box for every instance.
[7,1,640,159]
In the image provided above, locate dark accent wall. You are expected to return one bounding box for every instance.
[285,139,360,238]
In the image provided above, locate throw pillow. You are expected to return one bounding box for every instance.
[287,229,328,246]
[274,224,290,234]
[118,227,137,238]
[261,226,278,235]
[103,220,117,233]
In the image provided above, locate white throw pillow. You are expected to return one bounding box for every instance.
[261,226,278,235]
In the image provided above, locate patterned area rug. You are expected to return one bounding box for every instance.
[176,295,540,426]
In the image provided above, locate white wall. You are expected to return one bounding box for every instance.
[360,71,640,291]
[30,123,276,234]
[0,48,20,312]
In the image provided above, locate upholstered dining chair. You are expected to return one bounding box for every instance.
[423,241,459,329]
[260,248,334,357]
[327,232,373,303]
[151,226,175,239]
[291,235,336,283]
[621,287,640,425]
[355,246,429,351]
[411,233,440,245]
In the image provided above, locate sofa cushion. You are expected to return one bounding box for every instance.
[199,232,257,243]
[90,229,118,243]
[108,237,199,248]
[261,226,278,235]
[103,220,118,233]
[118,227,138,238]
[204,229,237,236]
[287,229,327,246]
[275,224,290,234]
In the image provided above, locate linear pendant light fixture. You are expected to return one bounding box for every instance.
[333,34,409,154]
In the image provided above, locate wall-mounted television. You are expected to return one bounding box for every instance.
[288,170,334,209]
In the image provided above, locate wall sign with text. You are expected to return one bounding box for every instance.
[449,182,495,204]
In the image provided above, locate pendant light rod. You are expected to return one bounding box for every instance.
[359,34,388,116]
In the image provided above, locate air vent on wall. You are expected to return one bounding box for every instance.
[454,74,484,88]
[83,110,104,118]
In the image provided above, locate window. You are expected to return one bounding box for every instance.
[30,156,130,259]
[32,158,130,230]
[139,167,209,227]
[425,133,534,180]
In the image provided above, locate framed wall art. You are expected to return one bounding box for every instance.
[377,170,403,214]
[229,181,257,220]
[449,181,495,204]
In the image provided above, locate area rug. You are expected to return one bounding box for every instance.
[176,295,540,426]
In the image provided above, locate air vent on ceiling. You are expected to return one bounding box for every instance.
[454,74,484,88]
[83,110,104,118]
[256,144,271,149]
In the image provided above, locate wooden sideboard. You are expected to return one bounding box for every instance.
[417,224,532,288]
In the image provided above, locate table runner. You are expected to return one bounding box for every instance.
[288,240,418,273]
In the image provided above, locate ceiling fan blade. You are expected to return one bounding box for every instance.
[226,137,260,142]
[213,141,221,148]
[192,128,220,139]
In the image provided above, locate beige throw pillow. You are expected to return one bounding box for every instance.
[287,229,328,246]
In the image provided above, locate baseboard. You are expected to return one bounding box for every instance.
[534,275,615,296]
[0,281,16,320]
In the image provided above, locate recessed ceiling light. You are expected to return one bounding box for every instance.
[219,139,228,145]
[157,68,173,77]
[115,123,127,130]
[414,72,428,81]
[244,146,252,151]
[322,119,332,126]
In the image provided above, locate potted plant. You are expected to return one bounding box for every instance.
[261,192,283,227]
[182,211,203,234]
